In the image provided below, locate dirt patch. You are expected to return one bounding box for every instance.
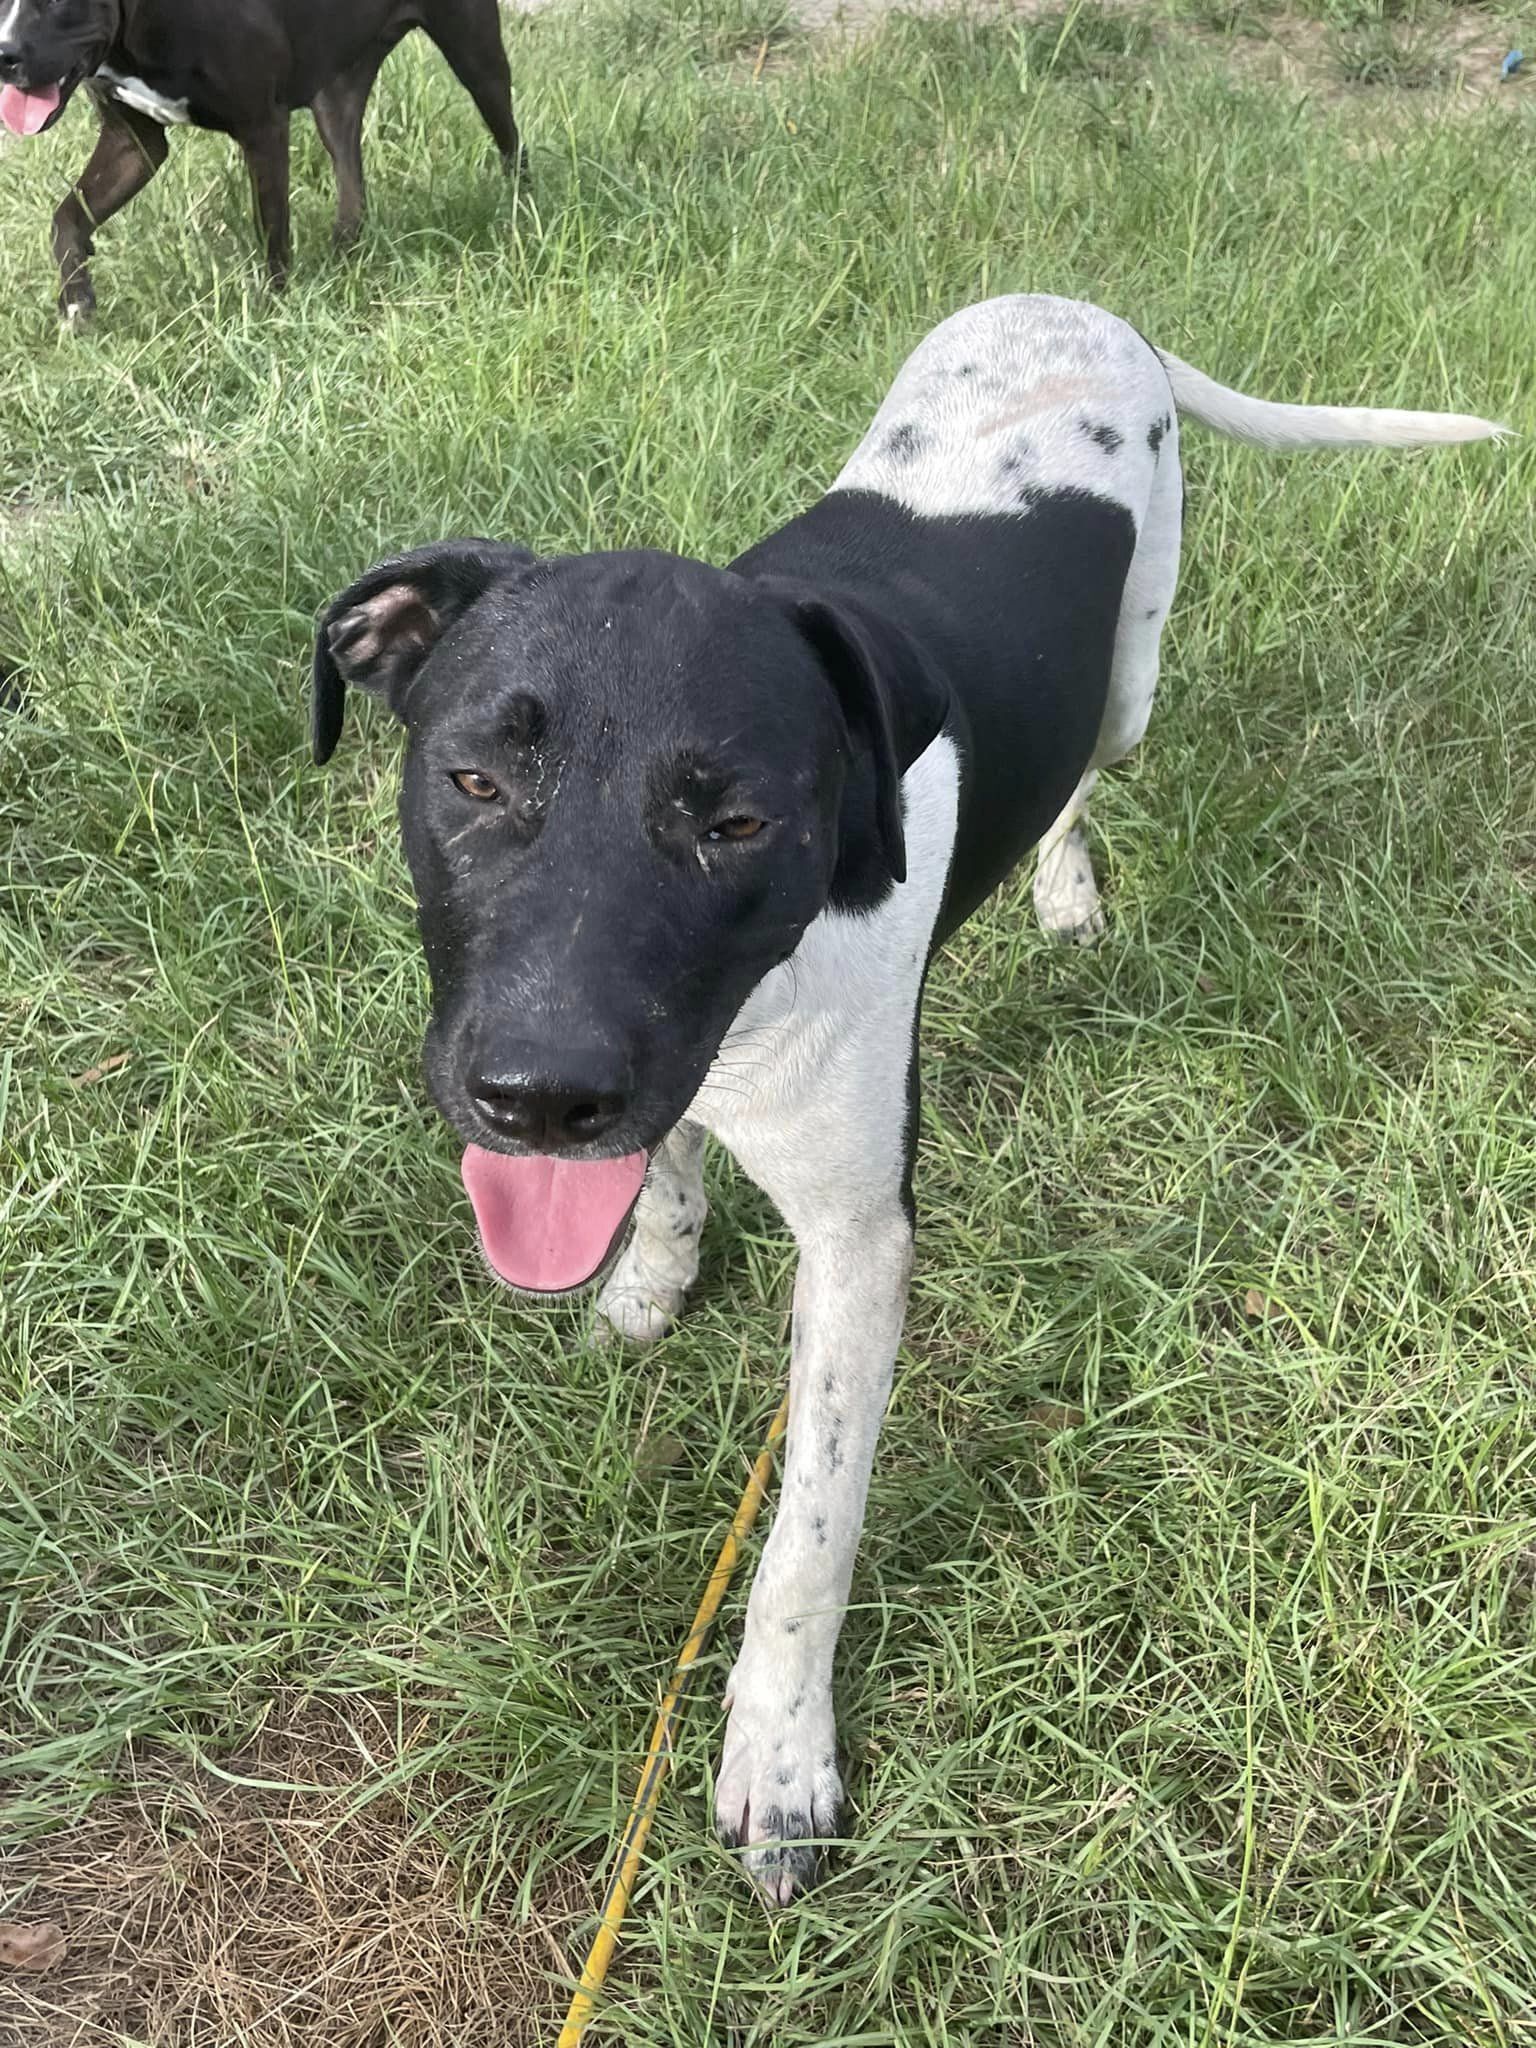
[1189,5,1529,107]
[0,1701,591,2048]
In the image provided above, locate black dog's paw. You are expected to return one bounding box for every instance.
[59,283,96,330]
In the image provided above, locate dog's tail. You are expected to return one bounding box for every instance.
[1156,350,1508,450]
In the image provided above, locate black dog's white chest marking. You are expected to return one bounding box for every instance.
[94,68,191,125]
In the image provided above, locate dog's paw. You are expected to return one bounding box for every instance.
[714,1675,843,1906]
[1033,829,1104,946]
[1050,902,1107,947]
[591,1277,685,1346]
[59,287,96,330]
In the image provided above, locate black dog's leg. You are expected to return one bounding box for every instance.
[51,103,169,326]
[423,5,525,177]
[312,44,393,249]
[239,118,292,289]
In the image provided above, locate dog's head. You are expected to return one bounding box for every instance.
[313,539,945,1293]
[0,0,120,135]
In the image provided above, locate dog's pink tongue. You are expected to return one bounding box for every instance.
[1,84,62,136]
[461,1144,648,1292]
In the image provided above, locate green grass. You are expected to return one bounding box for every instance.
[2,3,1536,2041]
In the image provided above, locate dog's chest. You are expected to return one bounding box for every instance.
[94,67,192,125]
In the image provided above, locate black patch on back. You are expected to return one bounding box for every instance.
[885,422,925,462]
[1082,420,1124,455]
[733,487,1137,936]
[1147,413,1171,455]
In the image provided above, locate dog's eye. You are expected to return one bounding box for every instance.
[450,770,500,802]
[705,816,766,843]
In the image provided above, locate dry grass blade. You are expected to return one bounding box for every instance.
[0,1705,588,2048]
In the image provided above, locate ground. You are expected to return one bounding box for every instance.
[1,0,1535,2042]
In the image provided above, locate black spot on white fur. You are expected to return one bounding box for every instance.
[885,422,925,462]
[1083,420,1124,455]
[1147,414,1171,454]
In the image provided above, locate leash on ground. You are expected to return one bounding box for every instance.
[556,1394,791,2046]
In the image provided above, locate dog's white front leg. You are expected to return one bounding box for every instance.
[595,1120,707,1343]
[714,1204,913,1904]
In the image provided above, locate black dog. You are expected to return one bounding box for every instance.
[311,296,1499,1902]
[0,0,522,321]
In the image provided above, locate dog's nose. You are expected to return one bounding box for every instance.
[0,48,25,85]
[470,1059,629,1151]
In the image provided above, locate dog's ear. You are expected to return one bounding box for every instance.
[762,582,949,885]
[311,539,535,765]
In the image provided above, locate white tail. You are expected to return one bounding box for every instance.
[1156,349,1508,450]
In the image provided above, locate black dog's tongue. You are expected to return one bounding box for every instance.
[1,85,62,135]
[461,1145,648,1292]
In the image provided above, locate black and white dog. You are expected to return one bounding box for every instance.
[310,295,1501,1902]
[0,0,521,321]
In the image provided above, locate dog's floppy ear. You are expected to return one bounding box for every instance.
[311,539,535,765]
[761,581,949,885]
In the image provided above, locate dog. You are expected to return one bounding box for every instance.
[309,295,1501,1903]
[0,0,522,321]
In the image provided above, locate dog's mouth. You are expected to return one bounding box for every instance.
[460,1143,649,1295]
[0,77,71,136]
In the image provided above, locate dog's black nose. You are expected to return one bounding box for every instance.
[470,1061,629,1151]
[0,49,25,85]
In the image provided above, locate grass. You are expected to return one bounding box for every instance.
[2,1,1535,2041]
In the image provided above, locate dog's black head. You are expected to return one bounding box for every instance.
[313,539,944,1293]
[0,0,119,135]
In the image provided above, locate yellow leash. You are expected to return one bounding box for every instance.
[556,1394,791,2046]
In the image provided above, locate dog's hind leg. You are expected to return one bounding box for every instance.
[312,46,392,249]
[1032,768,1103,944]
[1032,431,1183,943]
[594,1121,708,1344]
[51,103,169,326]
[239,117,293,288]
[423,3,525,177]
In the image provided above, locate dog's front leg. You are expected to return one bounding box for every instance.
[594,1120,708,1344]
[714,1201,913,1904]
[52,104,169,326]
